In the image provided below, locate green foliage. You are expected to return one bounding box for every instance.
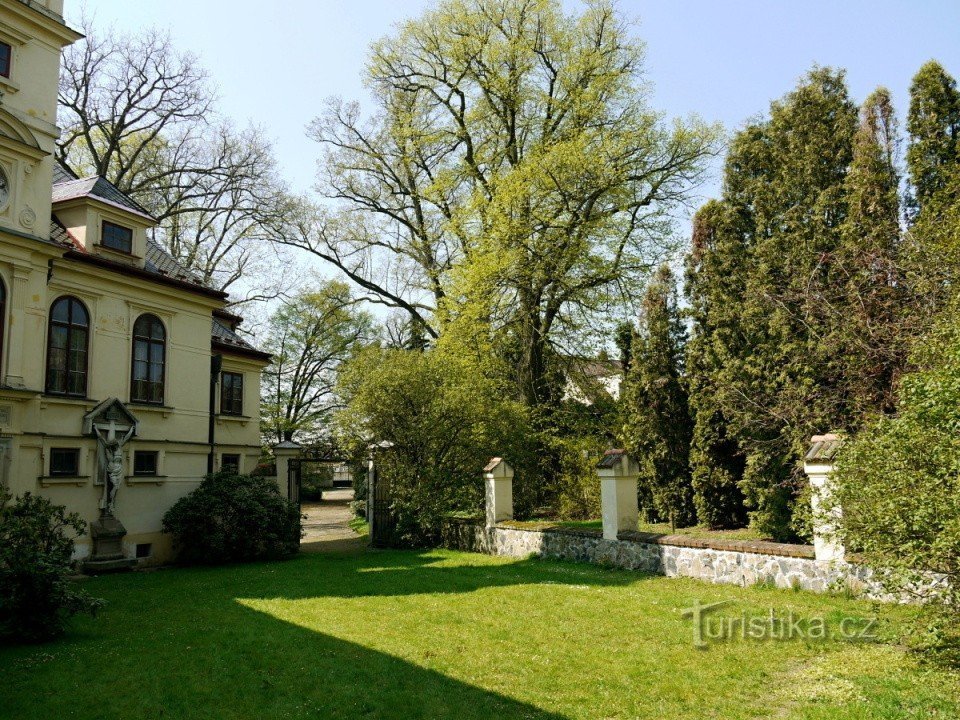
[261,280,373,444]
[835,303,960,666]
[335,347,533,545]
[685,68,878,541]
[0,492,103,642]
[620,265,694,526]
[162,473,302,565]
[906,61,960,209]
[309,0,719,410]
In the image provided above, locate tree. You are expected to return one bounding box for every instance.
[906,61,960,210]
[834,302,960,666]
[335,347,532,545]
[57,21,291,305]
[620,265,694,527]
[904,62,960,320]
[827,88,907,420]
[684,68,858,541]
[261,282,374,444]
[274,0,718,409]
[684,202,747,528]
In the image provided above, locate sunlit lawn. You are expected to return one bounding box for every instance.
[2,547,958,719]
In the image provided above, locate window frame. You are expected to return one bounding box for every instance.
[45,296,90,398]
[101,220,133,254]
[130,314,166,405]
[0,42,11,79]
[49,447,80,477]
[221,453,241,474]
[220,371,244,416]
[132,450,159,477]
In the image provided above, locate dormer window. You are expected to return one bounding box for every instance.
[0,42,10,79]
[102,220,133,253]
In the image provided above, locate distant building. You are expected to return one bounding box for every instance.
[0,0,270,564]
[562,356,623,405]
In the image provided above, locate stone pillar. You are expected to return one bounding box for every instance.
[597,449,639,541]
[483,457,514,528]
[273,441,302,500]
[803,434,845,563]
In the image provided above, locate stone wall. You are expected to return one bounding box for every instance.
[441,518,881,595]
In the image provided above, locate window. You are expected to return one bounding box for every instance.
[131,314,165,404]
[220,371,243,415]
[221,454,241,474]
[46,296,89,397]
[0,42,10,79]
[49,448,80,477]
[101,221,133,253]
[135,543,152,559]
[133,450,158,476]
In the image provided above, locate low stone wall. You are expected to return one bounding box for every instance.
[441,518,879,595]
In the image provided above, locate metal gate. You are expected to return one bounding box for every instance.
[368,459,397,547]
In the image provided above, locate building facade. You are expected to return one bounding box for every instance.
[0,0,270,564]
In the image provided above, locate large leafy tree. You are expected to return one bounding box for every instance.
[619,264,693,527]
[58,22,291,305]
[260,282,374,444]
[276,0,718,408]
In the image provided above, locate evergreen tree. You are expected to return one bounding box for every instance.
[905,62,960,319]
[830,88,906,419]
[906,61,960,210]
[685,68,858,541]
[685,202,747,528]
[620,265,694,528]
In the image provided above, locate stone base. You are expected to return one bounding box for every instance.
[83,514,135,574]
[82,557,136,574]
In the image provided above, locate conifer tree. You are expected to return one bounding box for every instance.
[685,202,747,528]
[620,265,694,528]
[906,61,960,210]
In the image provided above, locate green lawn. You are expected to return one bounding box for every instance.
[2,547,958,719]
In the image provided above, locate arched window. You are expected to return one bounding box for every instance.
[131,314,165,404]
[46,296,89,397]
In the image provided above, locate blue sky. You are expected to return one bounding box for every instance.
[72,1,960,205]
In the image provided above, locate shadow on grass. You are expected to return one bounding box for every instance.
[0,550,647,720]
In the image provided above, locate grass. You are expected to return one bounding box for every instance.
[514,518,766,542]
[2,547,958,719]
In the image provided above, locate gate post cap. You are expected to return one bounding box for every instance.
[483,457,513,479]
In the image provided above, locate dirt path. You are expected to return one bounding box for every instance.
[300,489,366,553]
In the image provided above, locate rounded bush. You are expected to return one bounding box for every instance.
[162,472,302,565]
[0,491,103,642]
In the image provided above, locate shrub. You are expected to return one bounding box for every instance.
[162,472,302,565]
[0,491,103,642]
[336,347,532,545]
[834,305,960,666]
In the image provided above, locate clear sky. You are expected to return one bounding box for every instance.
[69,0,960,208]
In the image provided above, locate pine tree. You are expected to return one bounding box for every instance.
[620,265,694,528]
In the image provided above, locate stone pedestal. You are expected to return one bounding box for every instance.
[804,434,845,564]
[598,449,639,541]
[483,457,514,528]
[83,514,135,573]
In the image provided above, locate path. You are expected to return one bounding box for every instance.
[300,488,367,553]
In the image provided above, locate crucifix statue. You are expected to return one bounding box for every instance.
[95,418,135,515]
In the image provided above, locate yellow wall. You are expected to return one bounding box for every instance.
[0,0,268,565]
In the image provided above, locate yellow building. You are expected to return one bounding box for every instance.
[0,0,270,565]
